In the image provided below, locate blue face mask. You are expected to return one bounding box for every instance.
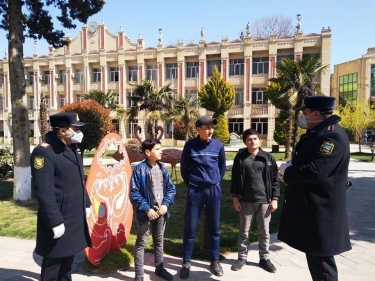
[296,112,313,129]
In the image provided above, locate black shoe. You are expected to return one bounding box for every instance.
[259,259,276,273]
[134,277,144,281]
[155,268,173,281]
[210,260,224,277]
[231,259,246,271]
[179,262,190,280]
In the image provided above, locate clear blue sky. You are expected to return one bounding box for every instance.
[1,0,374,68]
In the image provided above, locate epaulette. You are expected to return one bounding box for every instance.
[326,124,335,132]
[39,143,50,149]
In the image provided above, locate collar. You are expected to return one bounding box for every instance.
[44,131,67,154]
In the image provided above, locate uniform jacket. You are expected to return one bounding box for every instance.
[130,160,176,221]
[278,115,351,256]
[230,148,280,202]
[180,137,226,188]
[30,131,92,258]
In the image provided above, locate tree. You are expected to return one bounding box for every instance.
[339,101,375,152]
[83,90,119,110]
[126,80,175,138]
[171,95,200,141]
[39,92,48,143]
[198,66,234,144]
[60,100,113,159]
[266,54,328,159]
[251,14,294,40]
[0,0,105,201]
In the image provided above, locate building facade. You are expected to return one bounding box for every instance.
[0,21,331,146]
[331,48,375,106]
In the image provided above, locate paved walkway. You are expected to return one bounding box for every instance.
[2,148,374,280]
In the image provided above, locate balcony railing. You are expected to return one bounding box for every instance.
[251,104,268,115]
[228,106,244,116]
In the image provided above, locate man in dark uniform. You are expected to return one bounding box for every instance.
[30,112,92,281]
[278,96,351,281]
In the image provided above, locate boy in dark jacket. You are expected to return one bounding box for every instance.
[230,129,279,273]
[130,138,176,281]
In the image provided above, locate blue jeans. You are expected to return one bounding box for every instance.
[182,184,221,262]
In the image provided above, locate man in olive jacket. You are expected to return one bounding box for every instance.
[30,112,92,281]
[278,96,351,281]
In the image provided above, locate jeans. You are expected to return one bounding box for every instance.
[237,202,271,261]
[134,216,166,277]
[182,184,222,262]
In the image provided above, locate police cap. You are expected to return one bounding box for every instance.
[49,112,85,128]
[296,96,335,112]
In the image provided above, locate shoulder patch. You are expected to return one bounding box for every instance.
[34,157,44,169]
[320,141,335,154]
[40,143,50,149]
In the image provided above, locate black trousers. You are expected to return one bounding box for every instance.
[40,255,74,281]
[306,254,338,281]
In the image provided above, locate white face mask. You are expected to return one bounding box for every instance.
[70,130,84,143]
[296,112,314,129]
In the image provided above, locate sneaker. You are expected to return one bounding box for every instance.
[231,259,246,271]
[179,262,190,280]
[210,260,224,277]
[134,277,144,281]
[155,268,173,281]
[259,259,276,273]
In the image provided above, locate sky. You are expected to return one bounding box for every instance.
[1,0,374,69]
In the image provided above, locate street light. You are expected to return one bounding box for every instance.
[370,144,375,162]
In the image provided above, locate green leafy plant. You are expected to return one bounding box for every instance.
[213,114,230,144]
[0,146,14,179]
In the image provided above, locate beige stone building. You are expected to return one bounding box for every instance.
[0,21,332,146]
[331,48,375,107]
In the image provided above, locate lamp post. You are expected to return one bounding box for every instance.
[370,144,375,162]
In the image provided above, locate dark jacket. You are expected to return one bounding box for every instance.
[278,115,351,256]
[130,160,176,221]
[180,137,226,188]
[30,132,92,258]
[231,148,280,202]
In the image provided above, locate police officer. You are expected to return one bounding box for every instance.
[30,112,92,281]
[278,96,351,281]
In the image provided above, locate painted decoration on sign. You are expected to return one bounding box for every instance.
[84,133,133,267]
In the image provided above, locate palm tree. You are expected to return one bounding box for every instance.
[126,80,175,138]
[83,89,119,110]
[266,54,328,158]
[171,95,200,141]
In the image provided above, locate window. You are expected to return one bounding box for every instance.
[128,119,138,136]
[76,95,84,102]
[147,65,157,80]
[29,96,34,109]
[93,68,101,83]
[60,97,67,107]
[0,97,4,110]
[59,70,66,84]
[339,73,358,104]
[234,90,244,105]
[43,71,50,84]
[276,55,294,63]
[110,67,119,82]
[28,72,34,85]
[207,60,221,77]
[185,90,198,107]
[229,59,244,76]
[251,118,268,134]
[252,57,269,74]
[0,74,4,85]
[252,88,268,104]
[228,118,244,134]
[112,120,119,133]
[186,62,199,78]
[128,66,138,82]
[166,63,178,79]
[75,70,83,84]
[45,96,50,109]
[127,92,136,107]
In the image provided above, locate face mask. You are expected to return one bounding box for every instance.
[297,112,314,129]
[70,130,84,143]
